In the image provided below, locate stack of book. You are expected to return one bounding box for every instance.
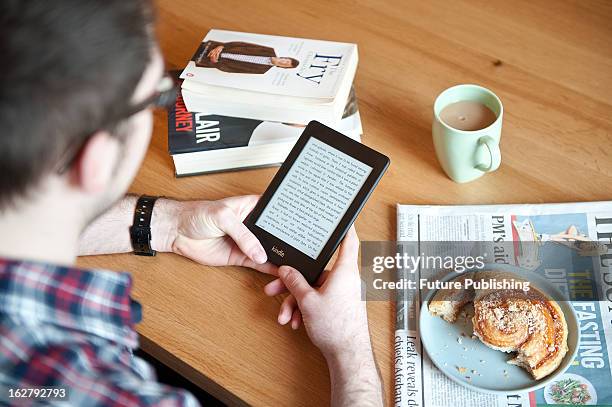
[169,29,361,176]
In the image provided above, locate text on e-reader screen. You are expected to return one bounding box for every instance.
[255,137,372,258]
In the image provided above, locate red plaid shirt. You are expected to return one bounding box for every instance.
[0,258,199,406]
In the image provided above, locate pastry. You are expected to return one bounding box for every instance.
[428,271,568,380]
[427,273,473,323]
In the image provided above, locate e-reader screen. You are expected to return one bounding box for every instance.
[255,137,373,259]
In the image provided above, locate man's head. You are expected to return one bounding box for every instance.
[0,0,162,223]
[271,57,299,69]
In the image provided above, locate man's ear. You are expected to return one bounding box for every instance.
[71,131,120,193]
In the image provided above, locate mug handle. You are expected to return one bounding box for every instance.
[475,136,501,172]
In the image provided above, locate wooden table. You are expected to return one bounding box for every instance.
[78,0,612,405]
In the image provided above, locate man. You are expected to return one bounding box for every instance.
[0,1,382,406]
[193,40,299,74]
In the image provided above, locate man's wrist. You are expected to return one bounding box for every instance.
[325,335,375,373]
[149,198,181,253]
[326,341,383,407]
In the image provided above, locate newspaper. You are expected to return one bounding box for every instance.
[394,201,612,407]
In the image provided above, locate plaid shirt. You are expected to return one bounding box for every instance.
[0,258,199,406]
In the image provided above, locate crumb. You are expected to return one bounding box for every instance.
[457,337,463,345]
[457,366,468,374]
[465,376,471,381]
[471,335,478,340]
[463,347,468,351]
[480,360,486,364]
[493,59,503,67]
[471,369,478,374]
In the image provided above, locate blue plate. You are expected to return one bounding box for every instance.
[419,264,579,394]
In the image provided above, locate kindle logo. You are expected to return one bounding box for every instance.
[271,246,285,257]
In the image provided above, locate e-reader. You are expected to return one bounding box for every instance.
[244,121,390,284]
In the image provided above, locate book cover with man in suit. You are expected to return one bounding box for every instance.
[192,40,299,74]
[180,30,357,101]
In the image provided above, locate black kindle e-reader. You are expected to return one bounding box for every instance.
[244,121,390,284]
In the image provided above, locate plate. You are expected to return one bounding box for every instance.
[419,264,580,394]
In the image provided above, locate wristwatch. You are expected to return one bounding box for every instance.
[130,195,158,256]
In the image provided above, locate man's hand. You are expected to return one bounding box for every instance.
[152,195,277,275]
[79,195,276,275]
[207,45,223,63]
[264,227,369,353]
[263,227,383,407]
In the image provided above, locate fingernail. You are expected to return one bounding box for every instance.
[253,248,267,264]
[291,320,299,330]
[263,281,276,296]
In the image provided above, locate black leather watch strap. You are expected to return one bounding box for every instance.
[130,195,158,256]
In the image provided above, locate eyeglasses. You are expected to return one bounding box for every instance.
[119,74,178,120]
[56,73,178,174]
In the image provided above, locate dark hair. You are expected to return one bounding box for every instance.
[0,0,154,208]
[288,58,299,68]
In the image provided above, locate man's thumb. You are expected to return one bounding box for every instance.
[279,266,313,301]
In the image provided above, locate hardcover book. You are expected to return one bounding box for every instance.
[180,29,358,125]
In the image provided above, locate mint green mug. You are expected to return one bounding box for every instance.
[433,84,503,183]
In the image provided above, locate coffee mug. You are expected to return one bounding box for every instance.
[432,84,503,183]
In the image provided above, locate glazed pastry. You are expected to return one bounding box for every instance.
[428,271,568,380]
[472,279,568,380]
